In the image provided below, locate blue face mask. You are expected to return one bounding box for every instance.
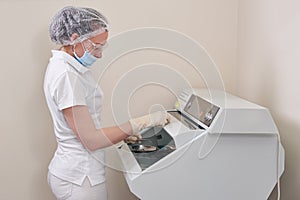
[74,50,98,67]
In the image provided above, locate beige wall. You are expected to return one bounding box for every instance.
[2,0,299,199]
[2,0,298,199]
[237,0,300,199]
[0,0,238,199]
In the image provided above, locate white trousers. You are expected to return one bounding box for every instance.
[47,172,108,200]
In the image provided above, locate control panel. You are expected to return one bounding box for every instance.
[183,94,219,127]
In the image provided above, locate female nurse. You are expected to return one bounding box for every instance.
[44,6,169,200]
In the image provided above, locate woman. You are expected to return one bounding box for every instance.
[44,6,169,200]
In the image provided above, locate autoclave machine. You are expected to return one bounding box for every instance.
[117,88,285,200]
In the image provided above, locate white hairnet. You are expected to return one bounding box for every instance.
[49,6,109,45]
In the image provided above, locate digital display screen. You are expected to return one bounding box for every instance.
[184,94,219,127]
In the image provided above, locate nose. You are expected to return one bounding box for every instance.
[94,52,102,58]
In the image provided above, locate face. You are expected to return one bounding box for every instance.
[74,31,108,58]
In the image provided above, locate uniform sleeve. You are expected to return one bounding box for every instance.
[53,72,87,110]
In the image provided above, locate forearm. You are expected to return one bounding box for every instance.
[63,106,133,151]
[63,105,169,152]
[91,123,133,150]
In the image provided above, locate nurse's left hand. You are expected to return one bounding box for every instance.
[124,134,142,144]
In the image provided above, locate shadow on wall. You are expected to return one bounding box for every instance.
[27,28,57,200]
[267,116,300,200]
[275,116,300,200]
[257,64,300,200]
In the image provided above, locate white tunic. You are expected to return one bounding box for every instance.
[44,50,105,186]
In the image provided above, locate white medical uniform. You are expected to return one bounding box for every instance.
[44,50,106,199]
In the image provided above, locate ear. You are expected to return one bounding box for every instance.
[70,33,79,42]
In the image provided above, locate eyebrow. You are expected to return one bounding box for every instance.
[88,39,106,46]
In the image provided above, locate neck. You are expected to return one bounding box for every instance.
[61,46,74,56]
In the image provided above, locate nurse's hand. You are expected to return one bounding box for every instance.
[129,111,170,135]
[124,134,142,144]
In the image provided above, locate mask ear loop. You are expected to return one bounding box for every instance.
[73,41,88,58]
[73,42,84,59]
[72,43,79,58]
